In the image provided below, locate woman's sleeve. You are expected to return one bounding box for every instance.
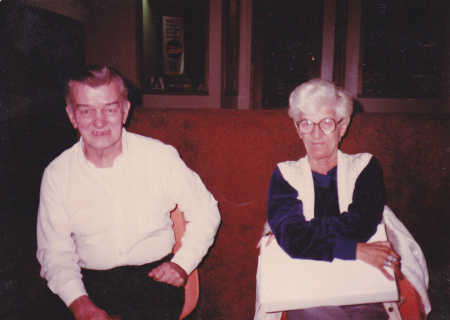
[267,158,385,262]
[267,166,337,261]
[332,157,386,257]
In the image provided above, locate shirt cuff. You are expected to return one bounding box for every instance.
[170,253,196,276]
[334,237,357,260]
[55,279,88,307]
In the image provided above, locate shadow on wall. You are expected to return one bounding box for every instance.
[353,98,364,114]
[124,78,143,128]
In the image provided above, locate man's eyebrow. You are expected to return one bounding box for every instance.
[75,101,120,108]
[106,101,120,106]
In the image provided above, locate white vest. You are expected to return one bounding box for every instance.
[278,151,373,220]
[256,151,430,318]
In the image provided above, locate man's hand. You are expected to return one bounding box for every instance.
[356,241,403,281]
[148,262,188,287]
[69,295,117,320]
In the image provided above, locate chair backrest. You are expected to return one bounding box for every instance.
[171,207,200,320]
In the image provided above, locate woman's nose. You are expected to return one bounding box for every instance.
[312,124,323,138]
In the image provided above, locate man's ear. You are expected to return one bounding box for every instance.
[122,101,131,124]
[66,106,78,129]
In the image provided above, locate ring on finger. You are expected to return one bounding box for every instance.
[387,255,397,262]
[383,260,392,267]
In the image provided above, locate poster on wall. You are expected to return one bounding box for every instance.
[163,16,184,75]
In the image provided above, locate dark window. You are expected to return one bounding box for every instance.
[360,0,447,99]
[252,0,324,108]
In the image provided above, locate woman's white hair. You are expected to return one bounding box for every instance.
[288,78,353,121]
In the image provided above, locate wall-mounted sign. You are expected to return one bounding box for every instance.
[163,16,184,75]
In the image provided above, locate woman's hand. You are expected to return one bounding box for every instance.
[257,232,276,249]
[356,241,403,281]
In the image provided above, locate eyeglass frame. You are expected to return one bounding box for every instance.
[295,118,344,134]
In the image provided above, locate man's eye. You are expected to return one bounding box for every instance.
[106,106,118,113]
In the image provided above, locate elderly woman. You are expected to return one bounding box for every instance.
[261,79,429,320]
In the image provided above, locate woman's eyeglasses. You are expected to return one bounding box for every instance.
[296,118,343,134]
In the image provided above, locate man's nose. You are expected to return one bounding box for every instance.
[93,111,107,127]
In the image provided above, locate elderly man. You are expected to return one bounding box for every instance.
[36,65,221,320]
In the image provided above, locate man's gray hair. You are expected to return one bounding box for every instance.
[65,65,128,109]
[288,78,353,121]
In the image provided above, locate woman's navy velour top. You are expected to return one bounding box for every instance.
[267,157,386,261]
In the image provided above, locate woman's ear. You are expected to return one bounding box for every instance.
[294,120,303,140]
[339,117,350,137]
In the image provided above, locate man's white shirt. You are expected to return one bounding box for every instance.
[37,129,221,306]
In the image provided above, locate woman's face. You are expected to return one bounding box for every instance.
[297,104,349,163]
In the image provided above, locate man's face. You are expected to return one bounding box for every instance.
[66,80,130,155]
